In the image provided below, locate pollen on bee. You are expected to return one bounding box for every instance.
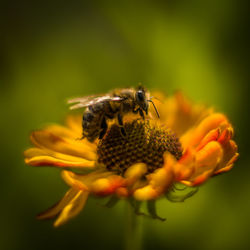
[97,120,183,175]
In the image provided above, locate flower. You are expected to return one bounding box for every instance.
[24,91,238,226]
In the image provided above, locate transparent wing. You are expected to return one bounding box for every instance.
[67,95,123,110]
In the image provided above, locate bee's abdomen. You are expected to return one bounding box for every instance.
[89,103,104,113]
[83,111,94,124]
[82,102,117,142]
[82,109,100,142]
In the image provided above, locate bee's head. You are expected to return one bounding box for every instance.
[135,85,160,118]
[135,87,149,114]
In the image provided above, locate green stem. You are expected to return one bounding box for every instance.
[124,201,143,250]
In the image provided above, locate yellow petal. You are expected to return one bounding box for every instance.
[54,190,89,227]
[124,163,147,185]
[65,114,82,135]
[37,188,79,220]
[91,175,125,196]
[133,185,159,200]
[25,155,95,168]
[148,168,173,190]
[133,167,174,201]
[61,171,88,190]
[30,130,96,161]
[45,124,79,140]
[61,170,112,190]
[24,147,96,166]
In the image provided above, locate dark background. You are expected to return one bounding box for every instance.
[0,0,249,249]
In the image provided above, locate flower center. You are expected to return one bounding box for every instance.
[97,120,182,175]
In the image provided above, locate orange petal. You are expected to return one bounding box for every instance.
[181,169,213,186]
[186,141,223,185]
[116,187,129,198]
[214,153,238,175]
[196,141,223,170]
[214,140,238,174]
[186,113,229,147]
[175,91,192,115]
[217,127,233,145]
[195,128,220,151]
[173,149,195,181]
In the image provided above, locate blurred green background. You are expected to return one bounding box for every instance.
[1,0,249,249]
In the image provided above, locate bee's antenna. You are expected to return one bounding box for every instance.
[150,96,163,103]
[147,99,160,118]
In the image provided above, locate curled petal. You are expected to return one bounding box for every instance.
[214,140,239,174]
[37,188,79,220]
[133,168,174,200]
[54,190,89,227]
[185,113,229,148]
[133,185,159,201]
[195,128,220,151]
[91,175,125,196]
[61,170,112,190]
[217,127,234,145]
[61,171,88,190]
[196,141,223,170]
[183,141,223,186]
[124,163,148,185]
[172,150,195,181]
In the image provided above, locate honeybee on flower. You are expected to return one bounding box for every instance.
[67,85,160,142]
[24,89,239,227]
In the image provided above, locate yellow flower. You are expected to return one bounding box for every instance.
[24,91,238,227]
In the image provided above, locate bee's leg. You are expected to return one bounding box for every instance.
[117,113,127,137]
[139,109,145,120]
[133,107,140,114]
[99,116,108,140]
[76,134,86,140]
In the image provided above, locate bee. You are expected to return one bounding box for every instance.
[68,86,160,142]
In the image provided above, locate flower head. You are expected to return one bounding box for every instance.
[24,91,238,226]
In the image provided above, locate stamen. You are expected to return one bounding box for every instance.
[97,120,182,175]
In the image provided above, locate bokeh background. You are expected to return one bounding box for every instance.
[1,0,249,249]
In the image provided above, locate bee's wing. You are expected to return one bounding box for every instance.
[68,95,123,110]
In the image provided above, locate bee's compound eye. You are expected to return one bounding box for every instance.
[136,90,144,102]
